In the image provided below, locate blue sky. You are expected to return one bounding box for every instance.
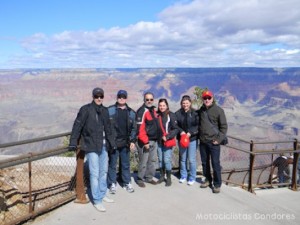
[0,0,300,68]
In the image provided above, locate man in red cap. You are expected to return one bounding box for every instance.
[198,90,228,193]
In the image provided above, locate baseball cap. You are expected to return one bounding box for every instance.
[117,90,127,98]
[92,87,104,96]
[202,90,213,98]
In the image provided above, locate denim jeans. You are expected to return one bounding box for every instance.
[157,144,173,171]
[137,140,158,181]
[107,146,131,186]
[179,139,197,181]
[86,147,108,205]
[199,142,222,188]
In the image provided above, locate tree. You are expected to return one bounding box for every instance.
[192,86,207,109]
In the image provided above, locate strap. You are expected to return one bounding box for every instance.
[158,116,167,136]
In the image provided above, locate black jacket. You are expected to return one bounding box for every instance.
[175,108,199,141]
[198,102,228,144]
[69,101,116,152]
[157,111,179,145]
[108,103,137,148]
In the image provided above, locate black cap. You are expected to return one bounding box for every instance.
[92,87,104,96]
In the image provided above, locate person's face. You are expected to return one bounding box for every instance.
[158,101,168,112]
[144,94,154,107]
[203,96,213,107]
[117,94,127,106]
[181,100,191,111]
[93,94,104,105]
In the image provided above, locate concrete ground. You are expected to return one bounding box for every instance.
[28,175,300,225]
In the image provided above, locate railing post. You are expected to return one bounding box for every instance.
[74,148,89,203]
[291,139,299,191]
[28,153,33,213]
[248,140,255,193]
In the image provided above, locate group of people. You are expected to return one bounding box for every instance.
[69,87,228,212]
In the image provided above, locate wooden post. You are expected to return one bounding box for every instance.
[248,141,255,193]
[74,148,89,203]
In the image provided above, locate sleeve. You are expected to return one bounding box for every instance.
[175,110,184,134]
[187,111,199,137]
[217,108,228,143]
[136,108,149,144]
[103,108,117,149]
[129,110,137,143]
[69,106,88,146]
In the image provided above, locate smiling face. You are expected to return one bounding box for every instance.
[181,99,191,112]
[158,101,168,112]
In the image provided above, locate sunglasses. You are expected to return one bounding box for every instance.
[203,96,212,100]
[117,95,127,99]
[94,95,104,99]
[145,98,154,102]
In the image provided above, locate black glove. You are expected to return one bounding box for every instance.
[68,145,77,151]
[109,147,117,154]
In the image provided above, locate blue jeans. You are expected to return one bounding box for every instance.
[179,140,197,181]
[157,144,173,171]
[86,148,108,205]
[107,146,131,186]
[200,142,222,188]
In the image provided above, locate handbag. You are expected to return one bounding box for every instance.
[158,115,176,148]
[203,111,228,145]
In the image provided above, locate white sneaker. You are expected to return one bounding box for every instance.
[187,180,195,185]
[179,178,187,183]
[103,196,115,203]
[109,183,117,194]
[123,183,134,193]
[94,204,106,212]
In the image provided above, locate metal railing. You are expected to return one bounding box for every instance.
[0,133,299,225]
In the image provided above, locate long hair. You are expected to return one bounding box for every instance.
[157,98,170,115]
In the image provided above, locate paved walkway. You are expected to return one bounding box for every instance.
[29,175,300,225]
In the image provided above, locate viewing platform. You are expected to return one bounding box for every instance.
[29,174,300,225]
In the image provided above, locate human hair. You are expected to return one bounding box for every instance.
[157,98,170,114]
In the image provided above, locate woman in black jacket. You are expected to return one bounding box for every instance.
[157,98,179,186]
[175,95,199,186]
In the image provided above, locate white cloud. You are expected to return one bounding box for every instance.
[3,0,300,68]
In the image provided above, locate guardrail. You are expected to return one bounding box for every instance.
[0,133,299,224]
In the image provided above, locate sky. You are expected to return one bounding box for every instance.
[0,0,300,69]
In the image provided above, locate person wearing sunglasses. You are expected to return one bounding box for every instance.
[175,95,199,186]
[69,87,117,212]
[198,90,228,194]
[107,90,137,194]
[135,92,160,188]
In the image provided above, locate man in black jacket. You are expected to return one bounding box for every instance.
[69,87,116,212]
[198,90,228,194]
[107,90,137,194]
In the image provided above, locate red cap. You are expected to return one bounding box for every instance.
[202,90,213,98]
[180,134,190,148]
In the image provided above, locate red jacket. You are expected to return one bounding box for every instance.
[136,105,159,144]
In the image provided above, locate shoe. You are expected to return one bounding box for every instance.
[187,180,195,186]
[103,196,115,203]
[213,187,221,194]
[136,180,146,188]
[123,183,135,193]
[94,203,106,212]
[158,168,165,184]
[200,181,210,188]
[146,179,157,185]
[179,177,187,183]
[109,183,116,194]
